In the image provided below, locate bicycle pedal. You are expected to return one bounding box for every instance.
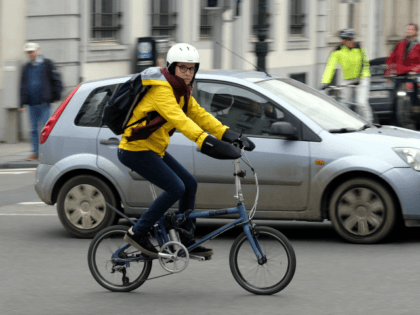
[189,254,205,262]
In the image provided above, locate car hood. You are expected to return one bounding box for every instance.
[339,126,420,149]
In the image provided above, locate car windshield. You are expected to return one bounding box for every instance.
[257,78,367,131]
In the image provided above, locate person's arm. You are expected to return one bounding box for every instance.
[152,85,208,148]
[187,96,227,139]
[47,60,63,101]
[385,42,400,76]
[360,48,371,78]
[19,65,27,109]
[321,51,339,84]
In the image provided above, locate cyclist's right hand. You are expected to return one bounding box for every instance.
[200,135,242,160]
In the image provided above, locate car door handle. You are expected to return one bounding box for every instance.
[100,139,120,145]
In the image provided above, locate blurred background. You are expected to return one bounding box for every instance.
[0,0,418,142]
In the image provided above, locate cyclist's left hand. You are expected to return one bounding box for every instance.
[222,129,255,151]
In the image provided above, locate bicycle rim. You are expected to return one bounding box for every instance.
[88,226,152,292]
[230,226,296,295]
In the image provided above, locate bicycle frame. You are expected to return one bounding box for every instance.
[106,157,266,266]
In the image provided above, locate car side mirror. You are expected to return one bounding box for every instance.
[270,122,298,140]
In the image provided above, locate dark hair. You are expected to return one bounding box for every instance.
[408,23,418,32]
[167,61,177,75]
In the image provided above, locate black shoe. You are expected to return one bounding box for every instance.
[124,227,159,257]
[183,239,214,257]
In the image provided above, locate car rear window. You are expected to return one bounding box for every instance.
[74,84,118,127]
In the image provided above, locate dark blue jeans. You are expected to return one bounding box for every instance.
[118,149,197,236]
[28,104,51,155]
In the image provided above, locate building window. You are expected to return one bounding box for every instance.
[91,0,121,41]
[290,0,305,37]
[200,0,214,39]
[290,73,306,84]
[151,0,177,39]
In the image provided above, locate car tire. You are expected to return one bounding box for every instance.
[329,178,397,244]
[57,175,118,238]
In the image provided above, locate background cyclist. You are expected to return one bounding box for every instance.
[385,23,420,127]
[117,43,255,258]
[321,29,373,123]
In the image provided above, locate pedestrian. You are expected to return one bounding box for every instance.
[321,29,373,123]
[385,23,420,127]
[19,42,63,160]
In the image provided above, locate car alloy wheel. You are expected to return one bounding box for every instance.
[64,184,106,230]
[336,187,384,236]
[57,175,118,238]
[329,178,397,244]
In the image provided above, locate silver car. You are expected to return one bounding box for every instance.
[35,70,420,244]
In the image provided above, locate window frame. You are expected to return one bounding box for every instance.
[286,0,310,50]
[194,79,303,140]
[151,0,178,40]
[91,0,121,43]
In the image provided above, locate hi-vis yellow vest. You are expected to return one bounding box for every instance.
[322,45,371,84]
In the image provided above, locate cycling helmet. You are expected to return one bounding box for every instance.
[166,43,200,78]
[338,29,357,39]
[23,42,40,52]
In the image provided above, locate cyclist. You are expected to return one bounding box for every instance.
[385,23,420,126]
[117,43,255,258]
[321,29,373,122]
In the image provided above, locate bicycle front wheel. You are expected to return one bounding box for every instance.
[229,226,296,295]
[88,225,153,292]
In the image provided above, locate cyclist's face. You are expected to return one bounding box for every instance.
[406,25,417,38]
[175,62,195,85]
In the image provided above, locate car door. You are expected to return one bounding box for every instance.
[95,84,194,207]
[193,81,310,212]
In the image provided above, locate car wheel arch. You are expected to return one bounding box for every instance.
[51,168,123,212]
[320,170,402,222]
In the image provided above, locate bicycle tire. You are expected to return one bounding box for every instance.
[229,226,296,295]
[88,225,153,292]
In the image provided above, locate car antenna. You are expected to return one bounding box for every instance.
[215,41,272,77]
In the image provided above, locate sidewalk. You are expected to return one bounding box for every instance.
[0,142,39,169]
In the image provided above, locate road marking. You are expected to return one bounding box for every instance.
[18,202,45,205]
[0,168,37,172]
[0,213,56,216]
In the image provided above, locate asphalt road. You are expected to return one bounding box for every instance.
[1,170,420,315]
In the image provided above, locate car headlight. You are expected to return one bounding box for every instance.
[393,148,420,171]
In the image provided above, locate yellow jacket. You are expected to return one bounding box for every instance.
[322,45,371,84]
[119,74,228,156]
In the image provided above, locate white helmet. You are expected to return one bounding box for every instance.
[166,43,200,75]
[24,42,40,52]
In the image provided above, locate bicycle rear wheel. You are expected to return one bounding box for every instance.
[229,226,296,295]
[88,225,153,292]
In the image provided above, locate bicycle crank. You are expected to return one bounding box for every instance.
[158,241,189,273]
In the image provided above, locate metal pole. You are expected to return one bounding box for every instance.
[213,8,223,69]
[255,0,268,72]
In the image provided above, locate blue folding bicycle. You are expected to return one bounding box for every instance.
[87,146,296,295]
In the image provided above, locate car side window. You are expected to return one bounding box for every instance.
[196,82,286,136]
[74,85,118,127]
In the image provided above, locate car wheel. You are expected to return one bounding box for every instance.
[57,175,118,238]
[329,178,397,244]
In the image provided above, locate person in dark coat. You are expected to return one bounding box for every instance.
[19,42,62,160]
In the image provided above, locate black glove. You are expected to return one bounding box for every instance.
[200,135,241,160]
[222,129,256,151]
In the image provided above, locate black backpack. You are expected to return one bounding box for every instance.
[103,72,151,135]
